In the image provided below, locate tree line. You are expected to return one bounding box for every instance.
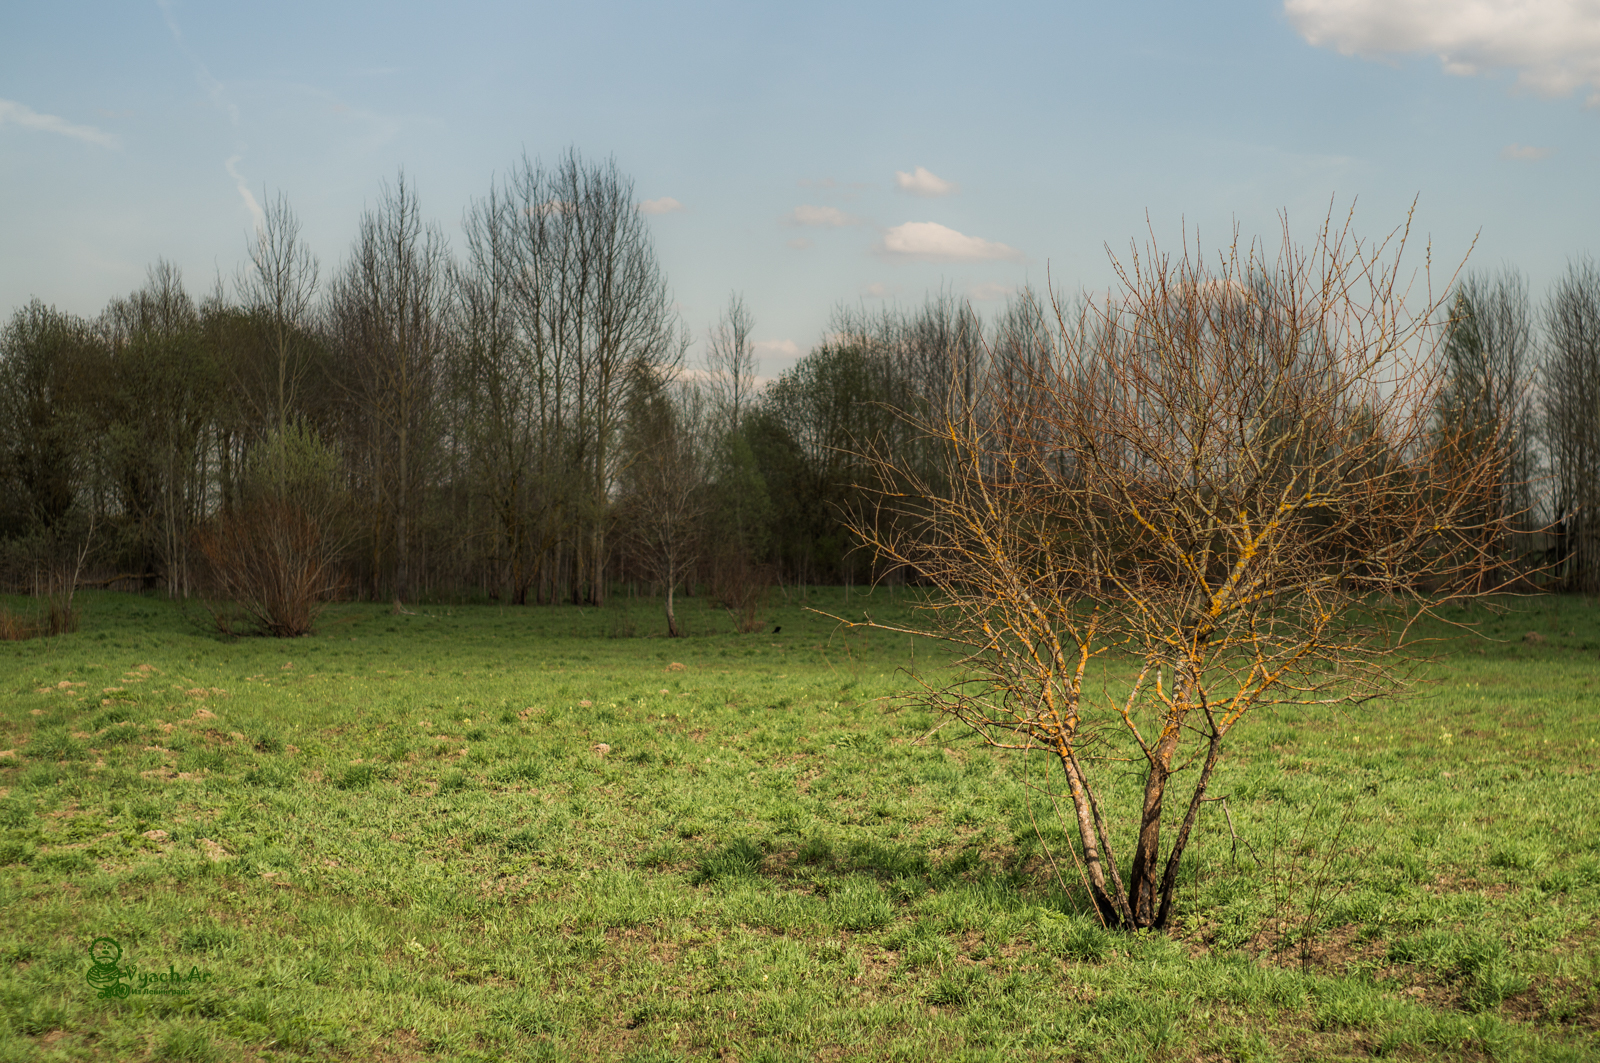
[2,156,1598,632]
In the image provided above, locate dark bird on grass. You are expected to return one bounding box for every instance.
[772,626,782,635]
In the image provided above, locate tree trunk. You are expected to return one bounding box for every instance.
[1153,722,1226,929]
[1059,747,1131,927]
[1127,725,1182,927]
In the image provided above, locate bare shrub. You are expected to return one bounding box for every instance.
[197,423,346,637]
[198,497,345,637]
[711,552,773,633]
[834,209,1514,931]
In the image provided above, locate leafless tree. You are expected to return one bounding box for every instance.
[706,292,758,437]
[833,209,1511,931]
[618,373,711,636]
[500,149,682,606]
[236,192,321,435]
[328,174,451,603]
[1542,258,1600,592]
[98,261,217,597]
[1435,271,1539,587]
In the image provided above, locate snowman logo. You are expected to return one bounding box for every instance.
[86,937,132,999]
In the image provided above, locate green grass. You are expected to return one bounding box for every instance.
[0,588,1596,1061]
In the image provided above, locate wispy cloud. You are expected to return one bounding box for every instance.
[879,222,1021,263]
[224,155,266,232]
[0,99,117,147]
[863,282,898,299]
[787,204,864,227]
[894,166,957,197]
[1286,0,1600,104]
[639,196,684,215]
[1500,142,1553,160]
[754,339,800,358]
[157,0,240,124]
[786,237,813,250]
[798,176,873,191]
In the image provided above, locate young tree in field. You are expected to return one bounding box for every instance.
[836,211,1510,931]
[1542,258,1600,592]
[617,373,711,636]
[196,421,347,636]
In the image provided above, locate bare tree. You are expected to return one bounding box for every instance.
[618,373,710,636]
[834,210,1509,930]
[706,292,757,437]
[99,261,218,597]
[236,192,321,435]
[1543,258,1600,592]
[1435,271,1538,587]
[328,174,451,603]
[501,149,682,606]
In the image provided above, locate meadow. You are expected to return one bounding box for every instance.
[0,587,1597,1062]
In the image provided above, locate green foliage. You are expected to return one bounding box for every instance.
[242,420,342,511]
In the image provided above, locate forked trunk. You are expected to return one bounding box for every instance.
[1153,723,1226,929]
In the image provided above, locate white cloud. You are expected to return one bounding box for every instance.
[879,222,1022,263]
[224,155,266,233]
[0,99,117,147]
[754,339,800,358]
[863,282,897,299]
[894,166,957,197]
[967,281,1014,302]
[787,237,813,250]
[1500,142,1553,159]
[1285,0,1600,101]
[787,204,863,227]
[529,199,576,217]
[639,196,684,215]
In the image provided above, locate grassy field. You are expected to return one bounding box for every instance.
[0,587,1597,1062]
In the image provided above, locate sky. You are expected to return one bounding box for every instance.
[2,0,1597,377]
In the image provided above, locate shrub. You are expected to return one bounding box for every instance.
[196,423,346,637]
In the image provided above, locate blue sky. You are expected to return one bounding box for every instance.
[3,0,1596,375]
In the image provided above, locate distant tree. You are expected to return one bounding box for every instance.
[1542,258,1600,592]
[99,262,219,597]
[489,149,683,606]
[0,301,103,539]
[236,192,322,435]
[0,301,106,602]
[451,180,547,603]
[705,292,758,438]
[328,174,451,603]
[1434,272,1538,587]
